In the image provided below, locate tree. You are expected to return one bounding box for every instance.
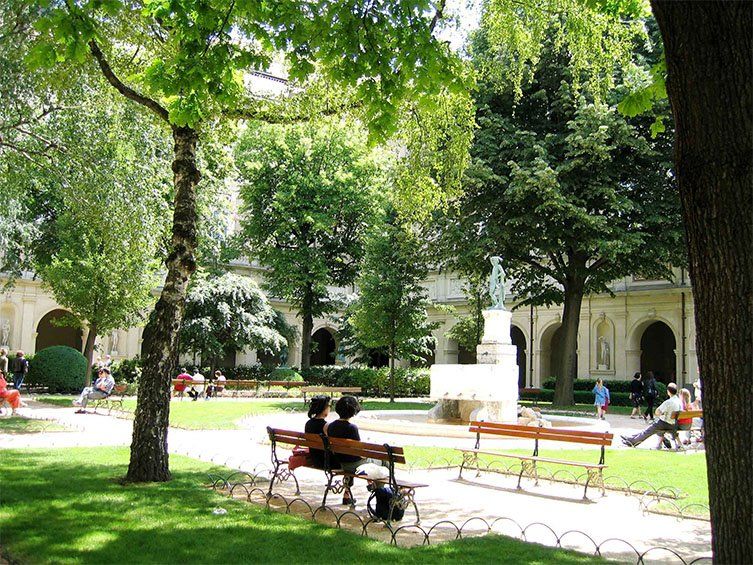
[34,95,169,384]
[236,121,383,369]
[448,34,683,405]
[30,0,464,482]
[444,275,489,362]
[477,1,752,557]
[647,3,752,561]
[346,211,438,401]
[180,272,293,373]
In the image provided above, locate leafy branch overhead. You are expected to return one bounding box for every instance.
[30,0,468,136]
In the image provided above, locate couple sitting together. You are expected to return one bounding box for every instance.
[304,395,385,506]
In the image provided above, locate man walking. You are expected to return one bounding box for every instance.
[622,382,683,447]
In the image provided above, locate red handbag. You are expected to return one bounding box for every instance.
[288,446,311,470]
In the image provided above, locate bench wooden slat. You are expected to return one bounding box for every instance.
[326,437,404,456]
[326,438,406,464]
[460,449,605,469]
[470,420,614,440]
[334,471,427,488]
[469,426,613,446]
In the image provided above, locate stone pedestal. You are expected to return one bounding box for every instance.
[429,307,520,423]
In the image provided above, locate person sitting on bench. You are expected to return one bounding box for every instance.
[73,368,115,413]
[622,382,682,448]
[0,369,23,414]
[304,395,331,468]
[325,396,386,505]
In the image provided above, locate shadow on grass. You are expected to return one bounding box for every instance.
[1,448,599,564]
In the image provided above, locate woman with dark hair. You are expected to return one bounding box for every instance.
[629,372,643,419]
[643,371,659,421]
[304,395,331,468]
[326,395,385,506]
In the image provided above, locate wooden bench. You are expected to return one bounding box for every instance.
[267,427,427,523]
[301,386,362,404]
[519,387,543,406]
[667,409,704,447]
[171,379,308,398]
[458,421,614,500]
[92,384,128,414]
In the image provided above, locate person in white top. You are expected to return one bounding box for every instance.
[621,382,683,448]
[187,371,205,401]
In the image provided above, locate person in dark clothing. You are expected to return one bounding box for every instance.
[629,372,643,419]
[10,351,28,391]
[325,395,386,506]
[304,395,331,468]
[643,372,659,421]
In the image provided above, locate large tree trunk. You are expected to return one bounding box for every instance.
[126,126,200,483]
[552,281,584,406]
[83,321,97,386]
[650,2,752,562]
[300,288,314,370]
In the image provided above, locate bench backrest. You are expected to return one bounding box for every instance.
[267,427,406,465]
[671,410,703,420]
[301,386,362,393]
[469,421,613,446]
[267,428,327,450]
[112,384,128,395]
[326,437,406,464]
[266,380,308,388]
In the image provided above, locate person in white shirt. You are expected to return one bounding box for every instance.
[621,382,683,447]
[187,371,205,401]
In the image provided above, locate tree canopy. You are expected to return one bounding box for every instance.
[236,120,383,369]
[180,272,293,370]
[441,29,683,403]
[346,210,438,401]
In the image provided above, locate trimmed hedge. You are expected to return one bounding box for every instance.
[300,366,429,397]
[530,378,668,407]
[27,346,87,393]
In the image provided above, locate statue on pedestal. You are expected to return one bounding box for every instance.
[489,256,506,309]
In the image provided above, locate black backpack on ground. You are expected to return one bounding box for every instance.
[367,486,405,522]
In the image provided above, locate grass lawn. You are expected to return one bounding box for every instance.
[404,445,708,514]
[0,447,600,564]
[0,415,66,433]
[34,396,432,430]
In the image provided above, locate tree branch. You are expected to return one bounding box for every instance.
[88,40,170,123]
[515,255,564,285]
[429,0,447,32]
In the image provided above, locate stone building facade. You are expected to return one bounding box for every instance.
[0,265,695,387]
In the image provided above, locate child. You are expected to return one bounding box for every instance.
[592,379,610,420]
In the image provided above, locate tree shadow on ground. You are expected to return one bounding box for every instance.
[1,448,600,564]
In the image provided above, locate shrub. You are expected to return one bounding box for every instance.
[223,364,276,381]
[112,357,142,384]
[27,346,87,393]
[300,366,429,397]
[270,368,302,381]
